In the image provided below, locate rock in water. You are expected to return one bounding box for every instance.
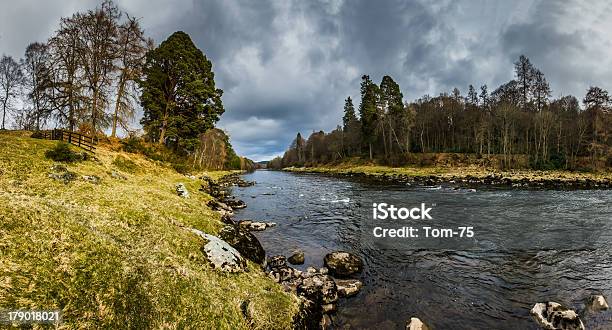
[335,279,363,297]
[288,250,305,265]
[190,228,246,273]
[218,225,265,264]
[406,317,431,330]
[587,295,609,311]
[176,183,189,198]
[267,255,287,269]
[239,220,276,231]
[530,302,585,330]
[323,251,363,277]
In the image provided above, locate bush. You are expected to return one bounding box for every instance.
[30,131,45,139]
[121,137,147,154]
[45,142,85,162]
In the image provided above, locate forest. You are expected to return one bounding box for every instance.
[0,1,251,171]
[271,55,611,170]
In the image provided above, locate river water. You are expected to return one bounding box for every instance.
[232,170,612,329]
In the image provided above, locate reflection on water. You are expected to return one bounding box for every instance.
[233,170,612,329]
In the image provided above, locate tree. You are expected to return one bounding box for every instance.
[466,84,478,107]
[76,0,121,134]
[583,86,610,162]
[358,75,379,160]
[514,55,534,111]
[532,69,551,112]
[112,15,150,137]
[342,97,360,156]
[22,42,51,130]
[0,55,23,130]
[46,14,84,131]
[140,31,224,153]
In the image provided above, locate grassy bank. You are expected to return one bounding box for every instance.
[0,131,298,329]
[284,162,612,185]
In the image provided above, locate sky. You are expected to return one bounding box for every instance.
[1,0,612,161]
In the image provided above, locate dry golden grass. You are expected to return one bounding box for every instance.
[0,132,298,329]
[285,163,612,183]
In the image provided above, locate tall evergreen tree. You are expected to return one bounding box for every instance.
[140,31,224,152]
[514,55,534,111]
[358,75,379,159]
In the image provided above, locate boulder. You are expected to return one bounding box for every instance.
[218,225,265,264]
[207,199,233,213]
[48,171,77,184]
[335,279,363,297]
[190,228,246,273]
[288,250,305,265]
[587,295,609,311]
[530,302,585,330]
[267,255,287,269]
[298,274,338,305]
[82,175,101,184]
[406,317,431,330]
[176,183,189,198]
[111,171,127,180]
[239,220,276,231]
[223,198,247,209]
[323,251,363,277]
[293,297,322,330]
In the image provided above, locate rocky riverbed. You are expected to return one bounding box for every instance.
[195,173,366,328]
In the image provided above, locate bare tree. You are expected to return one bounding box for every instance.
[76,0,120,134]
[111,15,150,137]
[0,55,23,130]
[22,42,51,130]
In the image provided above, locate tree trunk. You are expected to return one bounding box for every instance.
[111,76,126,138]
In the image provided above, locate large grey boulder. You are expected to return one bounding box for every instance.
[323,251,363,277]
[218,225,265,264]
[530,302,585,330]
[190,228,246,273]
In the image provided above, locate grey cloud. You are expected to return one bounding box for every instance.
[2,0,611,161]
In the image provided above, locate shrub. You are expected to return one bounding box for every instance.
[30,131,45,139]
[45,142,84,162]
[121,136,147,154]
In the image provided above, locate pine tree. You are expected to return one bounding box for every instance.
[140,31,224,153]
[358,75,379,160]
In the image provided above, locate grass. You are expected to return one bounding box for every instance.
[0,131,299,329]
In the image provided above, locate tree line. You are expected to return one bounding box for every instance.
[271,55,611,170]
[0,1,150,136]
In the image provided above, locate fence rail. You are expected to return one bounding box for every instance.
[36,129,97,153]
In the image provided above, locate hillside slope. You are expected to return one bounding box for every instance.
[0,131,298,329]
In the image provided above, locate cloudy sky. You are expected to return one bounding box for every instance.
[1,0,611,161]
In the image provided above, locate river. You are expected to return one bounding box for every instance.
[232,170,612,329]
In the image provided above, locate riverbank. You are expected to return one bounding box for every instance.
[284,164,612,189]
[0,132,298,328]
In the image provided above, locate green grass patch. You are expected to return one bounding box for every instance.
[0,131,298,329]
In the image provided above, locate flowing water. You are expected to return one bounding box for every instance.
[232,170,612,329]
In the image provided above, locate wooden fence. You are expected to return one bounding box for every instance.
[37,129,97,153]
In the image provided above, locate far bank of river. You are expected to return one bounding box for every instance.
[283,165,612,189]
[232,170,612,329]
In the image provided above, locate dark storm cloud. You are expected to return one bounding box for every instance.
[2,0,611,160]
